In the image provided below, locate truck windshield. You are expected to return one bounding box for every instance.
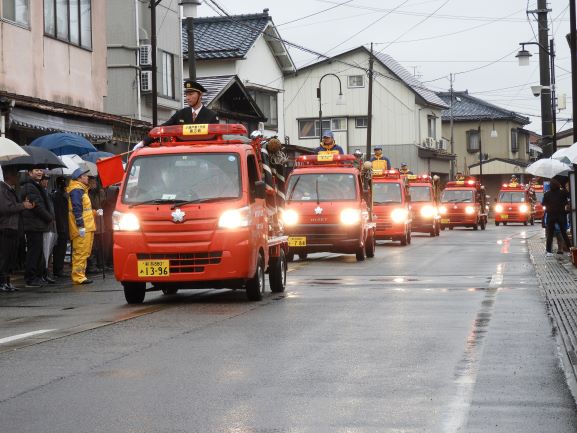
[535,191,544,203]
[123,153,241,204]
[409,185,432,202]
[287,173,357,202]
[441,189,474,203]
[498,191,525,203]
[374,182,402,204]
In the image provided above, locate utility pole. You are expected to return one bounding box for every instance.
[535,0,554,156]
[569,0,577,247]
[182,0,201,80]
[365,43,374,159]
[150,0,159,126]
[449,73,455,179]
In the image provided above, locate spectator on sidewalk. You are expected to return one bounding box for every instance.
[542,179,572,257]
[40,172,56,284]
[67,168,95,285]
[51,176,69,278]
[20,168,55,288]
[87,176,105,274]
[0,167,35,292]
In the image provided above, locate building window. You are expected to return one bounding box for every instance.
[355,117,368,128]
[348,75,364,88]
[44,0,92,49]
[427,115,437,138]
[1,0,29,25]
[466,129,480,153]
[248,89,278,128]
[298,118,347,139]
[511,128,518,153]
[159,51,174,99]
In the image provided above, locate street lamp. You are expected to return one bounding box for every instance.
[317,73,345,140]
[516,40,557,154]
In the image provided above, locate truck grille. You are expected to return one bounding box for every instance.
[137,252,223,274]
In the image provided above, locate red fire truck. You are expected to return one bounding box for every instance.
[530,183,545,221]
[406,174,441,237]
[372,169,412,245]
[112,124,288,303]
[494,182,535,226]
[439,178,487,230]
[282,153,376,261]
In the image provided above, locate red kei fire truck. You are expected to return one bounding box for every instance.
[282,153,376,261]
[372,169,412,245]
[112,124,288,304]
[494,182,535,226]
[530,183,545,221]
[439,178,487,230]
[406,174,441,237]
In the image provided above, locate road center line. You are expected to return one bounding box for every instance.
[0,329,56,345]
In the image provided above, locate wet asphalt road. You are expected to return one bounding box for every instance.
[1,223,576,432]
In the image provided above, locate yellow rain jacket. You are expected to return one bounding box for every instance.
[67,180,96,239]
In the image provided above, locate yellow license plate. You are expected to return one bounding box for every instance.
[501,214,508,219]
[288,237,306,247]
[317,152,335,162]
[441,218,450,224]
[137,260,170,277]
[182,124,208,135]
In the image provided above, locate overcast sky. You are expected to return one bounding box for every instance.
[195,0,573,136]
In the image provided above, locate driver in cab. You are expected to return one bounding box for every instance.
[314,130,344,155]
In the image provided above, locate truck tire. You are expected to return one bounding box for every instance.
[123,282,146,304]
[269,249,287,293]
[162,288,178,295]
[473,222,478,230]
[400,233,408,246]
[365,232,376,258]
[286,251,295,262]
[523,220,528,226]
[430,226,436,237]
[495,221,499,226]
[298,252,308,260]
[356,243,366,261]
[246,253,265,301]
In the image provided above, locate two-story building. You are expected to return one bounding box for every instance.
[283,46,452,177]
[438,91,531,198]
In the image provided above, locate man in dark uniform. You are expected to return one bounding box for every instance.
[314,130,344,154]
[135,79,219,148]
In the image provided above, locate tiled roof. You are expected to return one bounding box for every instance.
[183,13,270,60]
[437,91,530,125]
[469,157,531,168]
[373,52,448,108]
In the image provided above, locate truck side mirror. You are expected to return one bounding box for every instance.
[254,180,266,199]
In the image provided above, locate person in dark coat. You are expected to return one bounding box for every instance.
[0,167,35,291]
[136,80,219,148]
[542,178,572,256]
[51,176,70,278]
[20,168,55,287]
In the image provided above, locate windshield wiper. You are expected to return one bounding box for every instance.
[170,197,238,209]
[287,176,301,201]
[315,177,320,205]
[128,198,179,208]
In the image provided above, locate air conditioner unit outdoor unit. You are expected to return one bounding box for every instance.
[437,139,447,151]
[139,44,152,66]
[424,137,434,148]
[140,71,152,92]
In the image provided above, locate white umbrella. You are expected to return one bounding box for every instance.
[0,137,28,161]
[526,158,572,179]
[551,145,577,165]
[49,154,80,176]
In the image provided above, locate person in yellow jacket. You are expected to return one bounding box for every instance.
[67,168,96,285]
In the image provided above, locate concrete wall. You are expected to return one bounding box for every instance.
[0,1,107,111]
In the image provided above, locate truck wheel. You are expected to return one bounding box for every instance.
[429,227,436,237]
[162,288,178,295]
[523,220,528,226]
[269,249,287,293]
[365,232,376,258]
[400,234,408,246]
[449,227,454,231]
[473,222,478,230]
[355,243,366,261]
[503,222,507,226]
[440,226,446,231]
[286,251,294,262]
[123,282,146,304]
[246,253,265,301]
[298,252,308,260]
[495,221,499,226]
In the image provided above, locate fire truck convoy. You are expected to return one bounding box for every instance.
[112,124,288,304]
[406,174,441,237]
[494,182,535,226]
[372,169,412,245]
[282,153,376,261]
[439,178,488,230]
[531,183,545,221]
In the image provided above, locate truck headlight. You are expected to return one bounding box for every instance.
[218,207,250,229]
[439,206,447,215]
[465,206,475,215]
[340,208,361,225]
[281,209,299,226]
[391,208,409,223]
[112,211,140,231]
[495,204,503,213]
[519,204,529,213]
[420,205,435,218]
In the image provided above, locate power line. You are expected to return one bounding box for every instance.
[277,0,354,26]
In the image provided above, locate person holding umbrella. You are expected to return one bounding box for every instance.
[67,168,96,285]
[0,167,35,291]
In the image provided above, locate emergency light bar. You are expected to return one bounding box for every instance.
[445,179,481,188]
[149,123,248,139]
[372,169,401,178]
[296,154,357,165]
[501,182,526,189]
[407,174,432,182]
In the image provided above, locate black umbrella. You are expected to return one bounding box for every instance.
[0,146,66,170]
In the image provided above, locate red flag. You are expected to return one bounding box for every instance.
[96,155,124,187]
